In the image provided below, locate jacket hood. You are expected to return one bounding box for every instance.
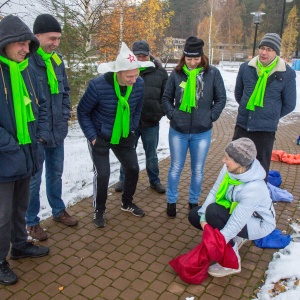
[228,159,266,182]
[150,55,163,69]
[0,15,39,58]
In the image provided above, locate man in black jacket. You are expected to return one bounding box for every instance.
[115,40,168,194]
[0,15,50,286]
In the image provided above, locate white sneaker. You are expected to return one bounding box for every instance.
[234,236,248,250]
[208,242,241,277]
[208,261,241,277]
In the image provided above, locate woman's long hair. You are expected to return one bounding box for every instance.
[175,54,209,73]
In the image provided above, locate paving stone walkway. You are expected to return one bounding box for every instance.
[1,109,299,300]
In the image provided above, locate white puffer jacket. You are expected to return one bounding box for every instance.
[198,159,276,243]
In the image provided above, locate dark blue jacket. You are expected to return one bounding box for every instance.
[77,72,144,141]
[29,52,70,148]
[235,56,296,132]
[0,63,48,182]
[162,65,226,134]
[0,14,48,182]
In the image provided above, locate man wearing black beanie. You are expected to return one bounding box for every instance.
[26,14,78,241]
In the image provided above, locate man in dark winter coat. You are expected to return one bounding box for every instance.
[115,40,168,194]
[26,14,78,242]
[233,33,296,179]
[77,42,154,228]
[0,15,50,286]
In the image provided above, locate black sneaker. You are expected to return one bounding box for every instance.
[0,260,18,286]
[10,242,50,260]
[189,203,198,210]
[115,181,124,192]
[150,182,166,194]
[94,210,106,227]
[121,203,145,217]
[167,203,176,218]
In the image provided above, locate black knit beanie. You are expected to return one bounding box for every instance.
[33,14,61,34]
[258,33,281,55]
[183,36,204,57]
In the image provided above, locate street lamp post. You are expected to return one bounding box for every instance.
[280,0,293,38]
[251,12,265,58]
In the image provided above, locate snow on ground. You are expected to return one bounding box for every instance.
[37,67,300,299]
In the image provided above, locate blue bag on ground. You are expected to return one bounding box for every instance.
[254,229,291,248]
[267,170,282,187]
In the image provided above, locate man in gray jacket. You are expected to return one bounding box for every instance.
[234,33,296,179]
[26,14,78,241]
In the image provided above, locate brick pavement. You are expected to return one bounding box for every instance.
[1,109,299,300]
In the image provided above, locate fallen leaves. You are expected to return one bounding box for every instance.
[268,277,299,297]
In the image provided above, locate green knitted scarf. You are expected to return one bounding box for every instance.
[37,47,61,94]
[246,56,278,111]
[110,72,132,144]
[216,172,242,214]
[179,64,203,113]
[0,56,35,145]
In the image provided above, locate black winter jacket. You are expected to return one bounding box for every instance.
[139,56,168,127]
[0,15,48,182]
[162,65,226,134]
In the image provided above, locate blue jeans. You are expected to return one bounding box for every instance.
[26,144,66,226]
[167,127,212,204]
[119,125,160,185]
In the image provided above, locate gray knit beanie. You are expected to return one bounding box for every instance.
[225,138,257,167]
[258,33,281,55]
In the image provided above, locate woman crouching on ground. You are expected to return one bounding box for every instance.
[189,137,276,277]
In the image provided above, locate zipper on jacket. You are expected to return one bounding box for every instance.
[253,211,264,227]
[26,69,39,106]
[0,64,8,103]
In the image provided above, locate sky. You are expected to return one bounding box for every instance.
[36,67,300,299]
[0,0,46,26]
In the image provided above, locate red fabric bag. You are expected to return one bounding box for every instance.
[169,224,238,284]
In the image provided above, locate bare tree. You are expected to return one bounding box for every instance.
[0,0,36,18]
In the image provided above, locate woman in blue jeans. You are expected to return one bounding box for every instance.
[162,36,226,217]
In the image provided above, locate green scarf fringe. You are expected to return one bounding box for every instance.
[0,56,35,145]
[110,72,132,144]
[179,64,203,113]
[216,172,242,214]
[246,56,278,111]
[37,47,60,94]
